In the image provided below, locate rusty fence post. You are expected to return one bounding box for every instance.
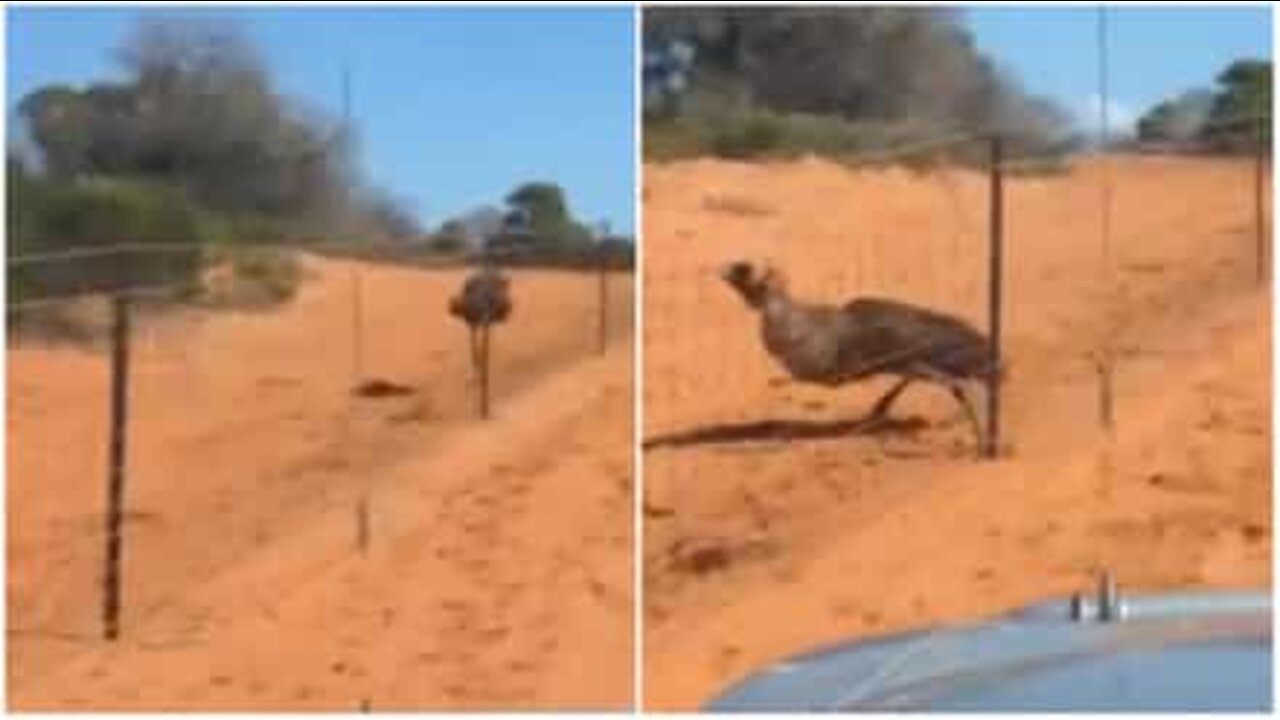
[103,294,132,640]
[598,245,609,355]
[479,325,492,420]
[1256,113,1269,286]
[985,135,1005,459]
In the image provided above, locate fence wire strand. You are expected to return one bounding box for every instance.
[841,129,989,168]
[7,242,204,268]
[7,278,202,315]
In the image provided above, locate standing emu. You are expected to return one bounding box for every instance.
[449,265,512,418]
[720,260,997,452]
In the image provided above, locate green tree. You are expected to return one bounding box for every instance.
[8,156,46,252]
[504,182,591,247]
[429,219,468,254]
[1136,59,1271,152]
[1204,59,1271,149]
[15,18,353,227]
[8,173,205,303]
[1136,88,1214,142]
[16,85,94,180]
[1211,59,1271,121]
[643,7,1072,147]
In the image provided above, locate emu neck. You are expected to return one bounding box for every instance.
[758,285,804,354]
[759,284,793,317]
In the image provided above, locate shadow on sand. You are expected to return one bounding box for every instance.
[642,414,930,451]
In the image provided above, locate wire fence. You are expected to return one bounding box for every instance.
[6,241,635,642]
[641,118,1270,622]
[642,122,1269,465]
[646,131,993,440]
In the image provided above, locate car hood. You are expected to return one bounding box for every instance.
[705,589,1272,712]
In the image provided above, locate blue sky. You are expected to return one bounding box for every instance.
[966,6,1272,134]
[7,6,637,235]
[6,5,1273,227]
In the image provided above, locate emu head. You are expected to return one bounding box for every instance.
[720,260,786,309]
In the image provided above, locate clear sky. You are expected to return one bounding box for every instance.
[965,6,1272,134]
[7,6,1273,227]
[7,6,637,235]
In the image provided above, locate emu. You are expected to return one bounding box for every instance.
[449,264,512,418]
[720,260,997,450]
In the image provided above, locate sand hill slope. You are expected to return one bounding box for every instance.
[642,156,1271,708]
[8,257,634,710]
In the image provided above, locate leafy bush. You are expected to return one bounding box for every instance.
[708,112,787,158]
[8,172,206,305]
[649,108,945,163]
[645,106,1076,175]
[428,233,467,255]
[200,245,302,308]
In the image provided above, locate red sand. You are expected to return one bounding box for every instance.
[8,257,635,710]
[642,155,1271,709]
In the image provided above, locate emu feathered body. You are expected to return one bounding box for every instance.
[721,260,996,448]
[449,266,512,326]
[759,295,995,386]
[450,265,512,420]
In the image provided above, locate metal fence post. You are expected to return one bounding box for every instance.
[1256,113,1268,286]
[986,135,1005,460]
[357,495,370,555]
[103,294,131,640]
[598,245,609,355]
[351,264,364,383]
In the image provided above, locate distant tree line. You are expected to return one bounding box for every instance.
[643,7,1079,162]
[9,18,421,305]
[1136,59,1271,152]
[428,181,624,256]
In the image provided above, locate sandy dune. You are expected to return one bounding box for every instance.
[8,257,634,710]
[642,155,1271,709]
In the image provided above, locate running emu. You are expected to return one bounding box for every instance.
[449,265,512,418]
[720,260,997,451]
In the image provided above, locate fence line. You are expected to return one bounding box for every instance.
[825,110,1271,175]
[4,237,460,269]
[7,242,204,268]
[644,125,1267,459]
[9,242,631,322]
[997,153,1075,173]
[7,239,359,268]
[6,278,200,315]
[840,129,988,168]
[1198,111,1271,133]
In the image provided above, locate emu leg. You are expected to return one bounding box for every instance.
[478,323,491,419]
[866,377,913,420]
[468,325,484,418]
[945,381,986,454]
[908,365,986,453]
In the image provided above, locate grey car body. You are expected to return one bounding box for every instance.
[706,587,1271,712]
